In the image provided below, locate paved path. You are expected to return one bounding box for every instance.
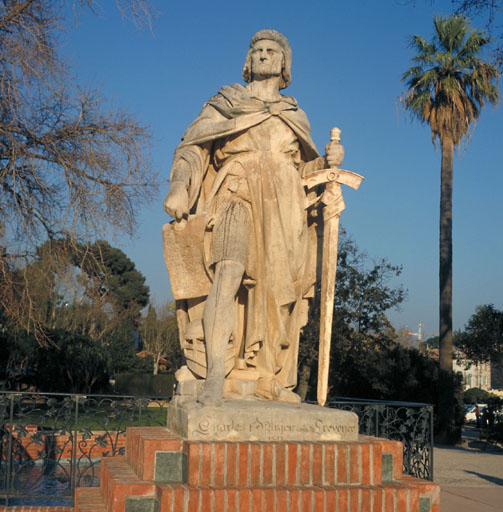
[435,425,502,510]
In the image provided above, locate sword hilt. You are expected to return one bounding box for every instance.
[330,127,341,144]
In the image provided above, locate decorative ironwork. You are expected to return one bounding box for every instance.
[0,392,169,505]
[327,398,434,480]
[0,392,433,505]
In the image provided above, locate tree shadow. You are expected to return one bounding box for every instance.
[435,441,503,455]
[464,470,503,486]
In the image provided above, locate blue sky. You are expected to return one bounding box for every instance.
[62,0,502,338]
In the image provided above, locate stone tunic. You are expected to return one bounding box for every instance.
[171,84,324,392]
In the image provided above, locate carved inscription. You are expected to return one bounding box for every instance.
[192,415,357,440]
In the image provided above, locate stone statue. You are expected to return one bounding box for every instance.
[163,29,357,407]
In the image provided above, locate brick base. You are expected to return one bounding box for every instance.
[73,427,440,512]
[0,507,72,512]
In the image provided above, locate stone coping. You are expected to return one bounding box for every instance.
[167,396,359,442]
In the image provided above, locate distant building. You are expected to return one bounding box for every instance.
[428,349,492,391]
[453,355,491,391]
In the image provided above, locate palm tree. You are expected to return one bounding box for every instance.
[401,14,499,441]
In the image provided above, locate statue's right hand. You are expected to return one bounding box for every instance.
[163,182,189,220]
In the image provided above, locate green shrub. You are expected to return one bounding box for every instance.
[114,373,175,397]
[464,387,495,404]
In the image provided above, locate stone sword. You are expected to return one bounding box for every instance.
[303,128,364,406]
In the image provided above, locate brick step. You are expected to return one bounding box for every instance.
[125,427,184,481]
[124,427,403,487]
[82,446,434,512]
[188,437,405,487]
[156,481,437,512]
[74,487,106,512]
[400,475,440,512]
[100,456,156,512]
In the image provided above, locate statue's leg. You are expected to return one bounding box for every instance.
[198,259,244,406]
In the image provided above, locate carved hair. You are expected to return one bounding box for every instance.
[242,29,292,89]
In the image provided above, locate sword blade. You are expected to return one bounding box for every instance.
[317,211,340,406]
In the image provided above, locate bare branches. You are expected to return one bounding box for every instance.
[0,1,158,339]
[76,1,157,29]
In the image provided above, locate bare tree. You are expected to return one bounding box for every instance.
[140,303,181,375]
[0,1,158,338]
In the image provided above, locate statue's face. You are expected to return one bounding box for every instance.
[250,39,283,80]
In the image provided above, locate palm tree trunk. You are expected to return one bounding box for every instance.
[439,135,453,375]
[438,134,456,442]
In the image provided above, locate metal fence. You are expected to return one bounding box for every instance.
[326,398,434,481]
[0,391,433,505]
[0,391,169,505]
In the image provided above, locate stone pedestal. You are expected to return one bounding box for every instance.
[167,397,359,442]
[73,407,440,511]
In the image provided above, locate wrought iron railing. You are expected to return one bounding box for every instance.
[0,391,433,505]
[326,397,434,481]
[0,391,169,505]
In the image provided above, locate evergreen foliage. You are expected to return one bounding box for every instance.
[455,304,503,364]
[297,230,406,400]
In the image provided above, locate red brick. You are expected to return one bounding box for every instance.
[252,488,262,511]
[226,442,237,486]
[201,488,212,512]
[214,489,225,512]
[173,486,186,512]
[213,443,226,486]
[140,441,154,481]
[324,443,336,484]
[238,443,250,486]
[338,488,349,512]
[349,444,360,483]
[187,443,201,485]
[312,443,323,485]
[289,488,301,512]
[263,488,275,512]
[372,441,383,484]
[384,487,395,512]
[393,443,403,479]
[337,444,348,483]
[301,488,313,512]
[404,476,440,506]
[361,488,371,512]
[314,488,325,512]
[276,489,288,512]
[286,443,299,486]
[262,443,273,484]
[274,443,286,486]
[250,443,262,486]
[409,486,419,512]
[372,487,383,512]
[397,487,408,512]
[349,488,359,512]
[361,443,370,485]
[299,443,311,485]
[227,489,238,512]
[239,489,251,512]
[188,487,200,512]
[325,487,337,512]
[200,443,212,486]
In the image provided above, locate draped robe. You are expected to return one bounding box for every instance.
[171,83,324,393]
